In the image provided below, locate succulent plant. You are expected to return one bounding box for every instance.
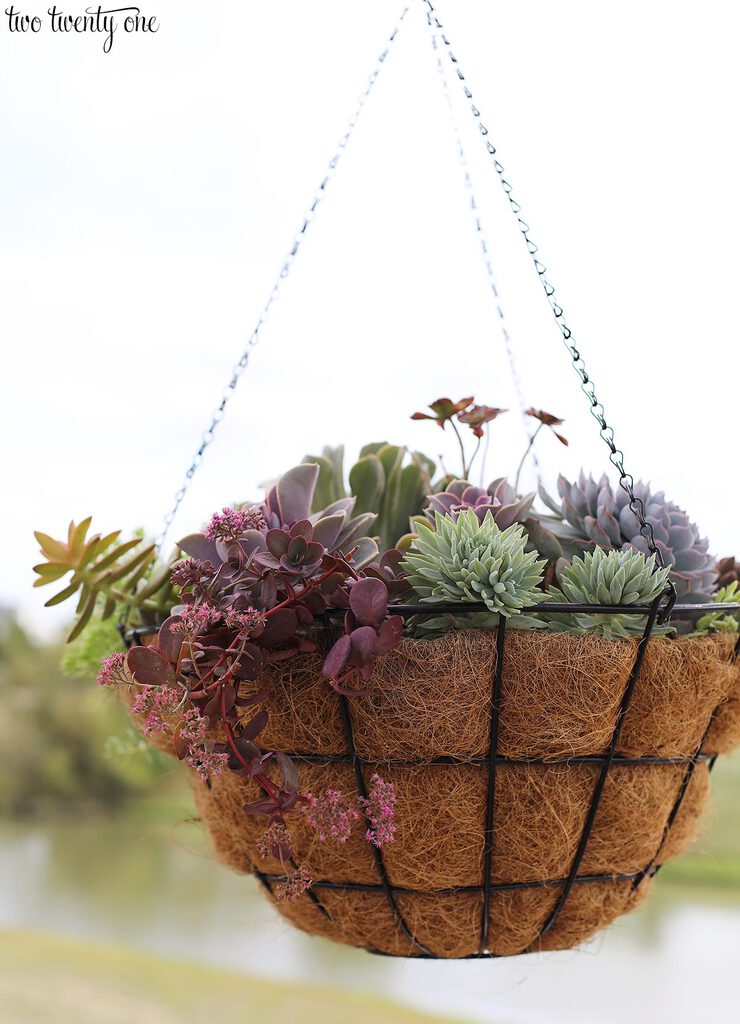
[33,519,175,640]
[539,472,716,599]
[425,477,534,530]
[401,510,546,621]
[182,463,380,571]
[716,557,740,590]
[544,548,672,639]
[304,443,435,554]
[692,582,740,636]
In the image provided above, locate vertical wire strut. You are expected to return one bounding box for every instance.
[428,27,541,486]
[323,615,432,956]
[155,4,411,550]
[480,617,506,952]
[336,693,433,955]
[631,631,740,891]
[422,0,671,585]
[530,595,663,944]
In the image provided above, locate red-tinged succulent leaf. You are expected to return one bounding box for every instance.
[311,514,345,551]
[126,646,174,687]
[288,519,313,539]
[349,577,388,627]
[261,608,299,647]
[411,397,474,427]
[349,625,377,662]
[243,799,278,817]
[375,615,404,655]
[300,589,326,615]
[157,616,184,663]
[554,431,569,446]
[458,404,507,438]
[266,529,290,558]
[323,634,351,679]
[265,647,303,663]
[526,407,564,427]
[241,709,269,741]
[178,533,221,564]
[260,573,278,608]
[378,549,405,576]
[276,464,319,524]
[230,645,265,680]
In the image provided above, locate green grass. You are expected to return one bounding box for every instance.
[0,930,470,1024]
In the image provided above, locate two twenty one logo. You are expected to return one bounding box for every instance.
[4,6,159,53]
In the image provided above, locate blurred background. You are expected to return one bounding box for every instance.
[1,1,739,1021]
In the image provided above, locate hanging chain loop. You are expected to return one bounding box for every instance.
[423,0,669,582]
[155,4,411,550]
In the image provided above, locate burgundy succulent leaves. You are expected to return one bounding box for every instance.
[109,465,408,884]
[458,404,507,438]
[525,407,569,447]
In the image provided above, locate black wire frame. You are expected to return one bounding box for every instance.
[125,593,739,959]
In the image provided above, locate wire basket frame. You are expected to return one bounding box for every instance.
[125,594,740,959]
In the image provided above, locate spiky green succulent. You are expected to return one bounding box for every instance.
[692,582,740,636]
[539,472,716,599]
[544,548,672,639]
[401,509,546,621]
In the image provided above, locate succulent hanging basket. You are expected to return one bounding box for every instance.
[32,0,740,968]
[129,621,740,958]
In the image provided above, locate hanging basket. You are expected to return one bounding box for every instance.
[128,618,740,958]
[40,0,736,964]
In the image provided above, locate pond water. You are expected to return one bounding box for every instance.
[1,811,738,1024]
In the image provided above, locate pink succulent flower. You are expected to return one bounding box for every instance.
[302,788,360,844]
[205,506,266,542]
[97,652,127,687]
[361,773,397,847]
[275,864,313,903]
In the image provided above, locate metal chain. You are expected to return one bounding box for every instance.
[423,0,665,569]
[155,4,411,550]
[430,27,542,487]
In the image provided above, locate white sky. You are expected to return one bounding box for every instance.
[2,0,738,636]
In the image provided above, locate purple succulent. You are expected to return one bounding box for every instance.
[425,478,534,530]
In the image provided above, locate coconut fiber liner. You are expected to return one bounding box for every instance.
[132,628,740,958]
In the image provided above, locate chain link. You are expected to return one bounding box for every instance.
[423,0,667,573]
[430,27,541,486]
[155,5,411,550]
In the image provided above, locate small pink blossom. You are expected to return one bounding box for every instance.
[97,652,127,687]
[179,707,207,746]
[255,820,292,862]
[171,558,215,589]
[361,774,397,847]
[275,864,313,903]
[131,685,182,735]
[172,604,222,636]
[205,506,266,542]
[302,788,360,844]
[187,747,229,783]
[225,607,267,638]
